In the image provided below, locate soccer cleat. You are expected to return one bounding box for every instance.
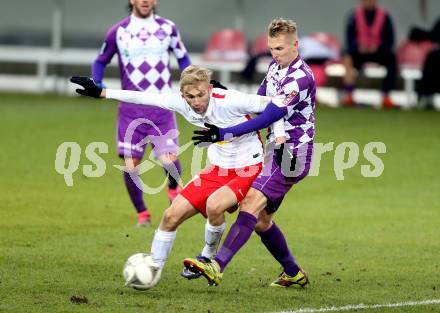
[136,211,151,228]
[180,267,202,280]
[180,256,209,280]
[270,269,309,288]
[167,186,182,203]
[183,257,222,286]
[136,218,151,228]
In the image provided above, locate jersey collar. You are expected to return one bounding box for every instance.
[130,13,154,24]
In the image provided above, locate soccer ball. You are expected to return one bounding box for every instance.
[123,253,161,290]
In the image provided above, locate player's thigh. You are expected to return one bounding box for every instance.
[216,163,262,215]
[227,163,262,201]
[253,142,313,214]
[206,186,239,215]
[161,194,199,229]
[179,165,225,218]
[239,187,268,217]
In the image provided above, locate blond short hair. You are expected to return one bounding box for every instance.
[268,17,297,38]
[180,65,212,90]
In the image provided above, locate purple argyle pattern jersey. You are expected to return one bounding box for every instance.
[259,56,316,148]
[255,55,316,211]
[94,14,190,158]
[96,14,189,94]
[252,141,313,212]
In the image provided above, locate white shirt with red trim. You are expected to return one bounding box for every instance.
[106,88,268,168]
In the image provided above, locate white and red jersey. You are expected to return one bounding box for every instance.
[106,88,271,168]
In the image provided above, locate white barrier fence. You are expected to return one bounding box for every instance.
[1,45,438,109]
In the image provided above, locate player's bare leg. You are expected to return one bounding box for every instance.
[123,157,152,227]
[184,188,266,285]
[203,186,238,256]
[181,186,238,280]
[185,187,308,287]
[206,186,238,226]
[239,188,267,217]
[151,195,198,269]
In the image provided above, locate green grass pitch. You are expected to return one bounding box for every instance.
[0,93,439,313]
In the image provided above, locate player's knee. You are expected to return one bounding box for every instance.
[205,197,224,217]
[161,207,181,230]
[255,219,272,233]
[240,189,266,215]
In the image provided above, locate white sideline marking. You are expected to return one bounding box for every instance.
[270,299,440,313]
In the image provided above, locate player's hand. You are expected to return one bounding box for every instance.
[191,123,224,145]
[70,76,103,98]
[210,79,228,90]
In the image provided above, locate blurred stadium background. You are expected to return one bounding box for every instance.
[1,1,439,313]
[1,0,439,107]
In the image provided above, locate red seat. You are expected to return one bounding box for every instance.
[203,29,247,62]
[251,32,269,56]
[309,64,328,86]
[397,40,434,69]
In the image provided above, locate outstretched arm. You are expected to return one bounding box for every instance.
[69,76,179,111]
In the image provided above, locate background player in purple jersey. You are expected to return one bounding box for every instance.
[184,18,315,288]
[92,0,191,227]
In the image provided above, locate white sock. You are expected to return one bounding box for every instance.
[201,221,226,258]
[151,229,176,269]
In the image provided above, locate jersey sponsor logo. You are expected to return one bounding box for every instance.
[123,47,164,59]
[212,93,226,99]
[282,90,298,106]
[253,153,260,159]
